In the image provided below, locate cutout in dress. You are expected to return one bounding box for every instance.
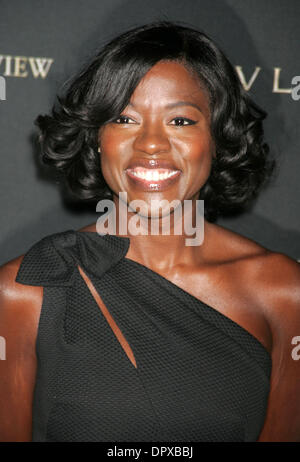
[77,265,137,369]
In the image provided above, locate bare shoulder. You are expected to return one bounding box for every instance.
[208,222,300,306]
[207,223,300,441]
[245,251,300,442]
[244,248,300,314]
[240,250,300,442]
[207,222,300,337]
[0,253,43,361]
[230,232,300,330]
[0,255,43,442]
[0,254,43,310]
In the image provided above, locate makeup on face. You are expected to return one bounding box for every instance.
[99,61,215,205]
[125,158,182,192]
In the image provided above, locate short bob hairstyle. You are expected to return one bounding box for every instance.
[36,21,275,222]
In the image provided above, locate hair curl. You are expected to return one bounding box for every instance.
[35,21,275,222]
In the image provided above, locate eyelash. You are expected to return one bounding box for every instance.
[113,116,197,126]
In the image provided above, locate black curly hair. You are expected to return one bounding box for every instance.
[35,21,275,222]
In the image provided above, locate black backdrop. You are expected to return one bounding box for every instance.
[1,0,299,265]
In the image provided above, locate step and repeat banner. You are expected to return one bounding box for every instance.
[0,0,299,263]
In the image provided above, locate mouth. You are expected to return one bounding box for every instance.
[125,159,182,192]
[125,167,181,191]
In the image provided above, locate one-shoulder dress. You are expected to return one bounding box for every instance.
[15,230,272,442]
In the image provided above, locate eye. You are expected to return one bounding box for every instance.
[169,117,197,126]
[114,115,136,124]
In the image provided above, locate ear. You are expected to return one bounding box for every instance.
[97,128,102,153]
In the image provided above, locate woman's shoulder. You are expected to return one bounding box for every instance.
[208,222,300,329]
[214,226,300,442]
[0,253,43,318]
[207,220,299,265]
[0,228,75,307]
[0,255,41,441]
[209,221,300,290]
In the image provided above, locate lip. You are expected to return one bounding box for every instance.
[126,158,181,171]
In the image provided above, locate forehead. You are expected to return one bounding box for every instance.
[129,61,210,112]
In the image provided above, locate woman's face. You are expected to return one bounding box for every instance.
[98,60,215,216]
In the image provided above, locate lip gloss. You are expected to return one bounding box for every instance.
[125,168,182,191]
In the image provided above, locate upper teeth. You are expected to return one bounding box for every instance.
[130,169,178,181]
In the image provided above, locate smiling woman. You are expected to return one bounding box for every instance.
[1,21,300,443]
[35,21,274,223]
[99,61,214,214]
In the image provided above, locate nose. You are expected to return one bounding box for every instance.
[133,123,171,155]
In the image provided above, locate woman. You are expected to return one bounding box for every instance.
[1,21,300,442]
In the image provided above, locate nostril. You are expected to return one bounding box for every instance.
[133,132,171,155]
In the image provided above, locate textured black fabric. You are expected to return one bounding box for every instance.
[15,230,272,442]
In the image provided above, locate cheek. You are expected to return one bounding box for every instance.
[99,128,124,161]
[98,126,132,194]
[99,128,129,187]
[176,133,215,194]
[176,132,215,167]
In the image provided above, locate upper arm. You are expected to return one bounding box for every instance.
[256,253,300,441]
[0,256,43,442]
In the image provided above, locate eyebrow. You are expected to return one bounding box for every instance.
[128,101,203,112]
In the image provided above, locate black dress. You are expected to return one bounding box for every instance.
[15,230,272,442]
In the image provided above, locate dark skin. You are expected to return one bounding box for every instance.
[1,61,300,441]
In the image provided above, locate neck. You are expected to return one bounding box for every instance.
[96,192,209,272]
